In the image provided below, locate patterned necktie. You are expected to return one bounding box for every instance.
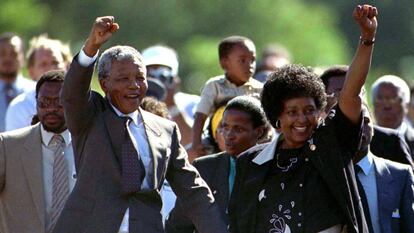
[48,134,69,233]
[121,117,146,195]
[355,165,374,233]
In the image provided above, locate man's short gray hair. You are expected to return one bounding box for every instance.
[97,45,144,80]
[371,75,410,105]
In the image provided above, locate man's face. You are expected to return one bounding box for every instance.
[29,48,65,81]
[37,82,66,133]
[325,75,345,114]
[222,109,261,156]
[100,59,147,114]
[0,39,23,82]
[221,41,256,85]
[373,83,405,129]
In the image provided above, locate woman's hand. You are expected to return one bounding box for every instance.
[353,5,378,40]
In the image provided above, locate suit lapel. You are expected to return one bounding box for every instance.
[212,154,230,208]
[373,157,394,228]
[102,106,125,170]
[140,109,164,190]
[20,124,45,227]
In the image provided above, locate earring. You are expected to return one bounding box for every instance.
[275,120,281,129]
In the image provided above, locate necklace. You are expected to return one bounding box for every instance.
[276,153,298,172]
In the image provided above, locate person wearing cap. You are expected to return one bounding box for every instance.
[142,45,200,147]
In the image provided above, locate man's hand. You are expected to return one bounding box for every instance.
[353,5,378,40]
[84,16,120,57]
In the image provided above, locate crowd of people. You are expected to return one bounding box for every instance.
[0,3,413,233]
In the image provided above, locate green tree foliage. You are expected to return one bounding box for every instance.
[40,0,351,93]
[5,0,351,94]
[0,0,49,38]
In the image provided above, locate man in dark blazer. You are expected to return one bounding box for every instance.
[53,16,227,233]
[371,125,413,167]
[320,66,413,167]
[166,96,268,233]
[354,105,414,233]
[166,152,232,233]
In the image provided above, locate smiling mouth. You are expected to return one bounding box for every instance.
[125,94,139,99]
[293,126,308,133]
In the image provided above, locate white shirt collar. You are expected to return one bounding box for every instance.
[110,103,141,127]
[40,124,71,147]
[397,120,409,137]
[252,136,279,165]
[356,151,374,176]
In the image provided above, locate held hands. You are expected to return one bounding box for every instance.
[84,16,120,57]
[353,5,378,40]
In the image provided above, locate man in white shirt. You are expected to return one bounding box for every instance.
[0,32,35,132]
[5,35,70,131]
[0,70,75,233]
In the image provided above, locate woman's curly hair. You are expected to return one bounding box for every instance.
[261,64,327,128]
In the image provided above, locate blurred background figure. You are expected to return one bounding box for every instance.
[406,86,414,128]
[142,45,200,147]
[253,43,291,83]
[146,77,167,102]
[140,96,169,118]
[5,34,71,131]
[371,75,414,158]
[0,32,35,132]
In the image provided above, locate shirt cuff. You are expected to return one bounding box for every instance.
[78,48,99,67]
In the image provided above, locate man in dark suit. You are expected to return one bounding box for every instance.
[353,105,414,233]
[166,96,268,233]
[53,16,227,233]
[320,66,413,167]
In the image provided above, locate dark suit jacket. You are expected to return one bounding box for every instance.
[53,56,227,233]
[166,152,231,233]
[370,155,414,233]
[229,109,368,233]
[371,125,413,168]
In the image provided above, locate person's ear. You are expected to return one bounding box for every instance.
[255,126,265,141]
[28,66,36,81]
[219,57,228,70]
[99,78,108,93]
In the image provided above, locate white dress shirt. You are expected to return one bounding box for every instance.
[0,75,35,132]
[40,126,76,230]
[5,89,36,131]
[357,152,381,233]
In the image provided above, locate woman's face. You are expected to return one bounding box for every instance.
[278,97,320,149]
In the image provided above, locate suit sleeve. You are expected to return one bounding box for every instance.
[0,135,5,192]
[60,55,97,136]
[166,124,228,233]
[401,166,414,233]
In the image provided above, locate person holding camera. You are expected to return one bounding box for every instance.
[142,45,200,147]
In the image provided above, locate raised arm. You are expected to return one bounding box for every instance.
[61,16,119,135]
[83,16,119,57]
[339,5,378,124]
